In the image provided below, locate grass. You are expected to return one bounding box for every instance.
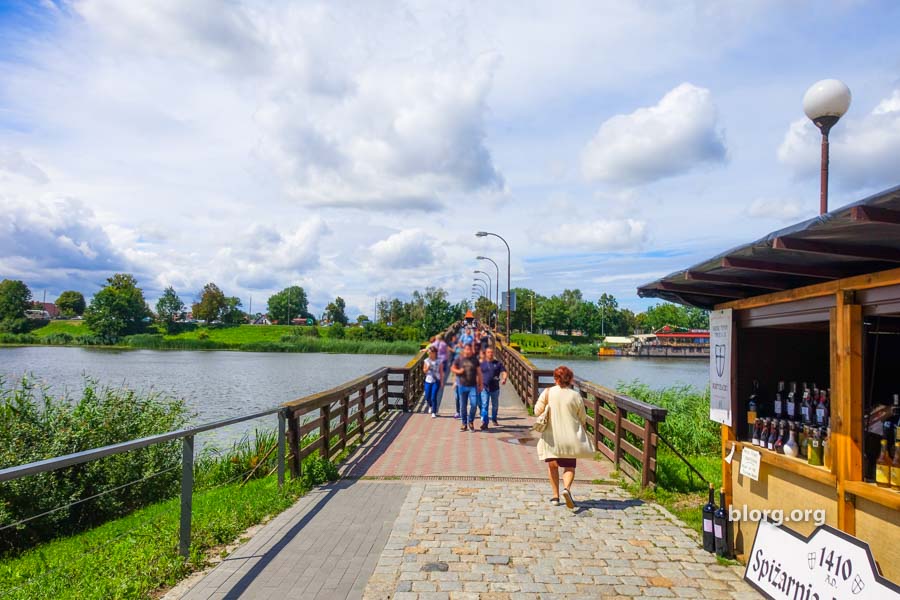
[0,475,311,599]
[14,322,420,355]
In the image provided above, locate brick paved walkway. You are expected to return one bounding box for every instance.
[363,481,758,600]
[176,381,758,599]
[341,382,614,482]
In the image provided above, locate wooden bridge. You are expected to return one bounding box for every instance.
[165,325,756,599]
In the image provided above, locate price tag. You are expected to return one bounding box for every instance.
[745,521,900,599]
[740,447,761,481]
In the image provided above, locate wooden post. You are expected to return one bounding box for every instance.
[286,410,301,479]
[592,394,600,451]
[642,420,657,487]
[358,385,366,438]
[722,311,738,510]
[835,292,862,535]
[341,395,349,450]
[321,403,331,461]
[614,407,624,471]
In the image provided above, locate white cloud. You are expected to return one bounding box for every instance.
[0,149,49,184]
[746,197,812,222]
[581,83,727,185]
[778,88,900,189]
[368,230,437,270]
[541,219,648,251]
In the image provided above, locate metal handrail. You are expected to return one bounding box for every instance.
[0,407,283,483]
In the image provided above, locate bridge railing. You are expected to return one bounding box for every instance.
[495,332,667,487]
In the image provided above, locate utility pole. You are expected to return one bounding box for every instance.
[530,292,533,333]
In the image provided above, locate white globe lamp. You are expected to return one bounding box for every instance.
[802,79,851,214]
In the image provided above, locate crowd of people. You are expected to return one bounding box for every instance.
[424,325,507,431]
[425,322,592,511]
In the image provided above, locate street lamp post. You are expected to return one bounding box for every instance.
[476,256,500,310]
[474,271,492,306]
[472,281,488,299]
[476,231,511,336]
[803,79,851,214]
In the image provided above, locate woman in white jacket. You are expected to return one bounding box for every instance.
[534,365,592,510]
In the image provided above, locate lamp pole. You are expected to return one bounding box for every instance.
[476,256,500,310]
[476,231,511,336]
[803,79,851,215]
[474,271,492,305]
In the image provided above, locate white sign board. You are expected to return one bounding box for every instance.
[709,308,733,426]
[745,520,900,599]
[739,446,761,481]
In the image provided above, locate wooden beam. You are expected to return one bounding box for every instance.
[686,270,790,291]
[716,265,900,311]
[834,295,863,535]
[773,236,900,263]
[722,256,843,279]
[851,205,900,225]
[657,281,749,299]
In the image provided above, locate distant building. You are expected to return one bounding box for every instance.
[33,302,60,318]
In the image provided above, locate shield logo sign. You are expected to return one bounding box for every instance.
[852,574,865,594]
[715,344,727,378]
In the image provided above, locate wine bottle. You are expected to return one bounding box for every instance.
[800,385,811,425]
[713,488,731,558]
[751,418,760,446]
[786,382,797,421]
[774,381,784,418]
[783,423,798,458]
[757,419,769,448]
[767,418,777,451]
[892,441,900,491]
[702,486,716,553]
[876,439,891,487]
[808,428,823,466]
[815,390,827,426]
[774,421,785,454]
[747,380,759,426]
[798,424,807,458]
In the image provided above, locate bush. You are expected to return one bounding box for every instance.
[324,323,345,339]
[617,381,719,456]
[197,330,209,340]
[0,332,39,344]
[0,317,32,334]
[42,332,73,345]
[0,376,189,554]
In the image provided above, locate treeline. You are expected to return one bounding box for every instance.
[506,288,708,337]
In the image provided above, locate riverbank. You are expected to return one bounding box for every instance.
[0,322,422,355]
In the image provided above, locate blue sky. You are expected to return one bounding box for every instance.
[2,1,900,317]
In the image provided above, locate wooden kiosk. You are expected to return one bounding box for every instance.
[638,185,900,582]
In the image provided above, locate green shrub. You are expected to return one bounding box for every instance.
[617,381,719,456]
[0,317,32,334]
[0,333,39,344]
[41,332,73,345]
[0,376,189,554]
[324,323,345,339]
[197,330,209,340]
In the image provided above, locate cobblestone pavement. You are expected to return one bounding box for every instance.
[363,481,759,600]
[341,383,614,482]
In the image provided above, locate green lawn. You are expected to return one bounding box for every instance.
[0,475,310,600]
[30,320,90,337]
[164,324,299,343]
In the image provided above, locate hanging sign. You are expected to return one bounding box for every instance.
[745,520,900,599]
[709,308,732,426]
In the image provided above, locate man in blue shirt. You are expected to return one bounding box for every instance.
[479,347,507,429]
[460,327,474,349]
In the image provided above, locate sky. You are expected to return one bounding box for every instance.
[2,0,900,317]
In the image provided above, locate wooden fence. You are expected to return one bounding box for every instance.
[280,325,450,479]
[496,335,667,487]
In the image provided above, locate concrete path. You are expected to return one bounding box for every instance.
[177,381,759,599]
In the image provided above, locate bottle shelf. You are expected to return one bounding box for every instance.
[735,441,836,487]
[844,480,900,511]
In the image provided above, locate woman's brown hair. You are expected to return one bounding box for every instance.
[553,365,574,387]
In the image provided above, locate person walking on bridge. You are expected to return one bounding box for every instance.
[479,346,506,429]
[451,343,483,431]
[423,346,442,417]
[534,365,593,510]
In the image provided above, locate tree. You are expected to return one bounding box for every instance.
[573,301,599,338]
[192,283,227,324]
[155,287,185,331]
[356,314,370,324]
[639,302,692,331]
[84,274,148,337]
[221,297,245,324]
[509,288,541,333]
[0,279,32,333]
[424,294,457,337]
[536,295,568,334]
[473,296,497,325]
[267,286,308,324]
[560,289,583,335]
[325,296,349,325]
[56,290,86,317]
[686,307,710,329]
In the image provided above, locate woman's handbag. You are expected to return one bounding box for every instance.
[532,391,550,433]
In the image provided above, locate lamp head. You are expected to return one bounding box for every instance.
[476,255,486,260]
[476,231,488,237]
[803,79,851,134]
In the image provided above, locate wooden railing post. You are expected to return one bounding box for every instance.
[641,419,657,487]
[321,403,331,460]
[286,410,301,479]
[358,385,366,437]
[591,394,600,451]
[614,407,624,471]
[341,395,349,451]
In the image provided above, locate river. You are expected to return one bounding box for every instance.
[1,347,708,447]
